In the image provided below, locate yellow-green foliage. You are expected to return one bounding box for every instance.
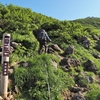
[1,3,100,100]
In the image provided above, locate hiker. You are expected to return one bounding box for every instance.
[38,29,51,54]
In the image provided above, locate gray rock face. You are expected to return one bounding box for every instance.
[60,57,81,67]
[84,60,98,73]
[65,45,75,55]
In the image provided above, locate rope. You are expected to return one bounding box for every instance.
[45,64,51,100]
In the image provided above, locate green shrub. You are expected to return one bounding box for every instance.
[85,84,100,100]
[14,54,74,100]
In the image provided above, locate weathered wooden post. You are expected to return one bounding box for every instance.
[0,33,10,98]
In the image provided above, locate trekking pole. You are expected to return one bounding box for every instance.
[45,63,51,100]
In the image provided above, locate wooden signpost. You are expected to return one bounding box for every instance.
[0,33,10,98]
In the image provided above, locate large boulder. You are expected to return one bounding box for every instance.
[84,60,98,73]
[83,40,90,49]
[74,72,94,87]
[92,53,100,59]
[77,36,91,49]
[49,44,62,52]
[60,57,81,67]
[64,45,75,55]
[95,39,100,51]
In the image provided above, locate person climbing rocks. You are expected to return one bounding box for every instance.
[38,29,51,54]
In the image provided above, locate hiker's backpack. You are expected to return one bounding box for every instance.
[38,29,46,41]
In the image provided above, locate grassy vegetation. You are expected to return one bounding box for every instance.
[1,3,100,100]
[14,54,75,99]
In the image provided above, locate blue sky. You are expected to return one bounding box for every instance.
[0,0,100,20]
